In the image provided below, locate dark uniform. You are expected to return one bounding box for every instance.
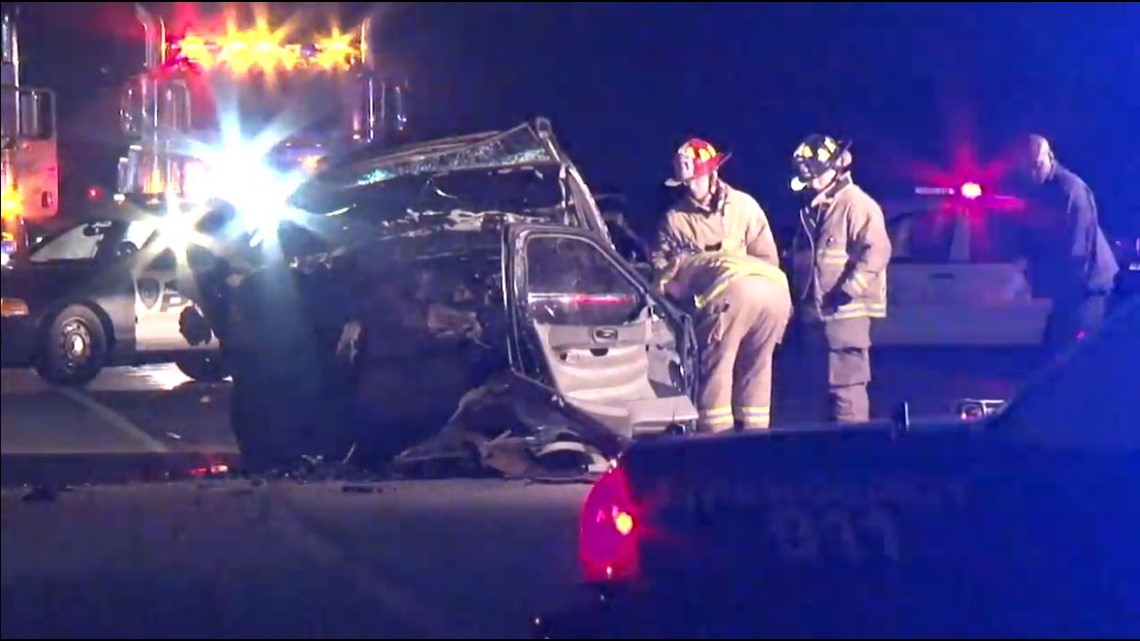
[1024,164,1119,343]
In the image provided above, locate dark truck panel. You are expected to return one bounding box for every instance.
[541,301,1139,638]
[608,430,1138,637]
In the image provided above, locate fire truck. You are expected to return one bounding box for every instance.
[116,3,409,206]
[1,9,58,265]
[2,4,410,385]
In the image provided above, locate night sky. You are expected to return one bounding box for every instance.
[11,2,1139,234]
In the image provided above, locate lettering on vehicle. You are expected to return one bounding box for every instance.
[136,277,189,312]
[767,505,901,564]
[680,475,967,565]
[159,280,188,312]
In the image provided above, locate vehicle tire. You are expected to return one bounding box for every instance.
[33,305,108,387]
[175,353,229,382]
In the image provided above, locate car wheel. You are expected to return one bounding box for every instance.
[175,353,229,382]
[34,305,108,386]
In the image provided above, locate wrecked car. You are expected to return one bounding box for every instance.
[185,119,700,476]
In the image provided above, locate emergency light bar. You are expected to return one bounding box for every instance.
[167,26,362,73]
[914,182,984,199]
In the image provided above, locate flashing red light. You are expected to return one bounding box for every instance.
[86,186,103,200]
[579,463,641,584]
[190,464,229,477]
[960,182,983,200]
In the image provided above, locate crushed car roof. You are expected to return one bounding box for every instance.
[310,118,566,193]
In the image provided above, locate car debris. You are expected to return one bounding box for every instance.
[183,119,700,479]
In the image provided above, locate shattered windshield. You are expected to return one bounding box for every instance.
[315,123,558,190]
[285,125,575,258]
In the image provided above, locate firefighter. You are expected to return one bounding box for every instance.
[651,138,790,431]
[1020,134,1119,344]
[790,134,891,424]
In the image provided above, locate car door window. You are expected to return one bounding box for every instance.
[516,230,697,436]
[525,235,643,326]
[29,221,114,262]
[969,213,1029,264]
[121,220,159,258]
[888,211,952,263]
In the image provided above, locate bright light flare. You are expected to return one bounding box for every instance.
[299,154,324,173]
[1,185,23,220]
[175,130,311,248]
[959,182,983,200]
[167,14,363,76]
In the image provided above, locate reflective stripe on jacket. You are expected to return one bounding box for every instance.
[650,181,779,287]
[664,252,789,311]
[797,182,891,322]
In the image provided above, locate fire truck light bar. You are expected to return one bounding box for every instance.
[167,26,362,73]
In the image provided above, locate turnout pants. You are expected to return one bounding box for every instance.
[808,316,873,423]
[695,275,792,431]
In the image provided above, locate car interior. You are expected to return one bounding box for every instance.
[521,233,697,438]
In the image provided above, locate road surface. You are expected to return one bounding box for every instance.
[0,351,1042,638]
[1,365,236,457]
[2,477,590,639]
[1,366,591,638]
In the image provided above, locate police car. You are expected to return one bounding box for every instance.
[792,182,1054,347]
[0,207,225,386]
[534,300,1139,638]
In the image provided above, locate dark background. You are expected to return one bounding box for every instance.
[11,1,1139,234]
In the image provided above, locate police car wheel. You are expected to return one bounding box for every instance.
[175,353,229,382]
[34,305,108,386]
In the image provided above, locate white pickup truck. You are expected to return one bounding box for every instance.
[793,184,1054,347]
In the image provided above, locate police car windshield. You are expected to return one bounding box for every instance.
[988,300,1138,450]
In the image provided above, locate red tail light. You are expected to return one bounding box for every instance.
[579,463,641,583]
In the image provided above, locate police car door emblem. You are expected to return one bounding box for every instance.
[138,278,161,309]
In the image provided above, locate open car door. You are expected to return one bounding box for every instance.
[504,224,698,439]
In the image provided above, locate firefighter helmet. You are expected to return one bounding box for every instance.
[789,133,852,192]
[665,138,731,187]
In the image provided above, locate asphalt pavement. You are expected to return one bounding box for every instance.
[0,365,591,639]
[0,352,1042,638]
[1,365,236,457]
[1,478,590,639]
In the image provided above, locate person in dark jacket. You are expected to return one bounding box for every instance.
[1020,134,1119,346]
